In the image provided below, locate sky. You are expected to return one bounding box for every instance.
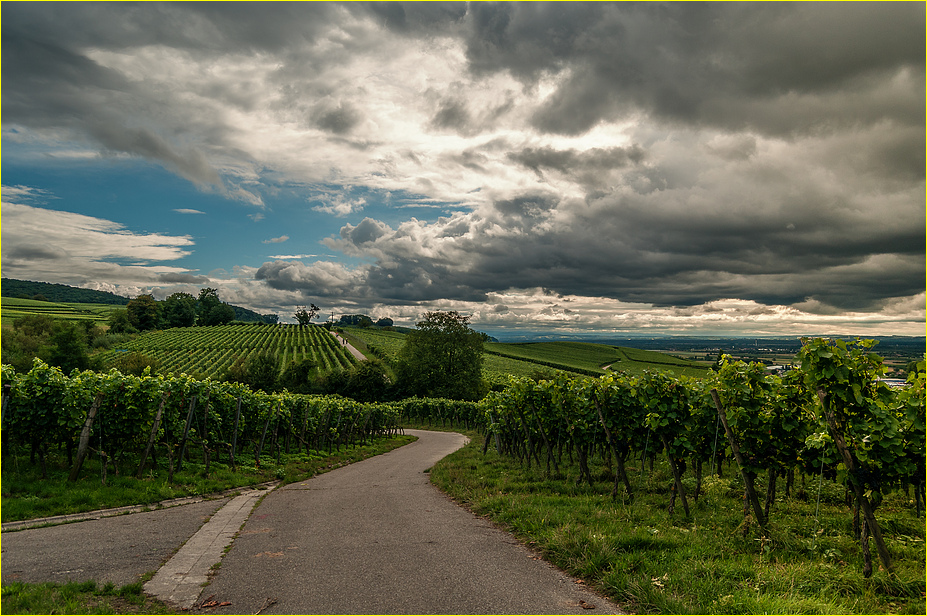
[1,1,924,338]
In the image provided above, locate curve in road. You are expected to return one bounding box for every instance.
[193,429,623,614]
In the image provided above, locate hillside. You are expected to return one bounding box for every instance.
[0,297,124,326]
[0,278,277,324]
[340,326,709,379]
[1,278,129,304]
[96,323,356,379]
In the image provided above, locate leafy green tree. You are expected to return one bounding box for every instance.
[340,359,392,402]
[245,352,282,393]
[161,292,197,328]
[294,304,320,326]
[1,328,44,373]
[12,314,56,338]
[394,310,485,400]
[279,358,317,394]
[45,322,92,373]
[112,351,161,376]
[126,294,160,331]
[107,308,138,334]
[338,314,373,327]
[222,352,281,392]
[197,287,235,326]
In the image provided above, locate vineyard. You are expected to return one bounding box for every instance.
[479,339,925,581]
[0,297,121,326]
[1,337,924,611]
[96,323,358,379]
[0,359,480,490]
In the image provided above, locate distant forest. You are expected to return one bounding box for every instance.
[1,278,130,305]
[1,278,276,324]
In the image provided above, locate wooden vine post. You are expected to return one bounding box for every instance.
[136,392,169,477]
[68,392,104,482]
[710,388,768,532]
[176,396,198,472]
[230,396,242,469]
[817,389,894,575]
[659,433,690,516]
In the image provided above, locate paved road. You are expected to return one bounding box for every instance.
[2,431,623,614]
[194,430,621,614]
[330,331,367,361]
[1,498,231,587]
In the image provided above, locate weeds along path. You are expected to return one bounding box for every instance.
[194,429,622,615]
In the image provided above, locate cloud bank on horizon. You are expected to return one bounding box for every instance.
[1,2,924,336]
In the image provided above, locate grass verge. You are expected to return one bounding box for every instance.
[429,436,926,614]
[2,434,417,615]
[2,434,416,523]
[1,579,175,615]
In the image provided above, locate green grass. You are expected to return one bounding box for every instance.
[430,438,926,614]
[486,341,624,373]
[612,346,711,377]
[337,326,407,360]
[1,579,175,615]
[1,297,122,326]
[341,327,710,381]
[2,435,415,523]
[485,341,709,378]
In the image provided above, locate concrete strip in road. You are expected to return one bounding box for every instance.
[1,482,278,533]
[143,487,270,609]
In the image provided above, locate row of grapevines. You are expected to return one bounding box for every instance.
[482,339,924,516]
[478,339,924,574]
[97,324,358,377]
[1,358,401,478]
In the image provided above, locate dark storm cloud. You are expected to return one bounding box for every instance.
[431,99,473,134]
[508,145,646,189]
[313,101,364,135]
[6,245,68,261]
[3,2,923,326]
[158,273,211,285]
[2,29,222,186]
[453,2,925,136]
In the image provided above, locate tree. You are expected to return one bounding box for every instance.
[126,294,160,331]
[394,310,485,400]
[197,288,235,326]
[338,314,373,327]
[46,322,92,373]
[161,292,197,328]
[294,304,320,326]
[279,358,317,394]
[375,317,394,328]
[245,351,282,393]
[113,351,161,376]
[340,359,392,402]
[107,308,138,334]
[222,352,281,393]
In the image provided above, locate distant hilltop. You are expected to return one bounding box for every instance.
[0,278,277,324]
[1,278,130,305]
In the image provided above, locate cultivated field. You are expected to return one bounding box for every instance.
[96,323,357,379]
[0,297,121,326]
[341,326,710,380]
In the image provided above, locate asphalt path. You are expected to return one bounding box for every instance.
[2,430,623,614]
[193,429,622,615]
[330,331,367,361]
[1,498,231,587]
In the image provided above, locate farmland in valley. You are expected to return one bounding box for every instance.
[96,323,358,379]
[339,326,709,380]
[0,297,122,326]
